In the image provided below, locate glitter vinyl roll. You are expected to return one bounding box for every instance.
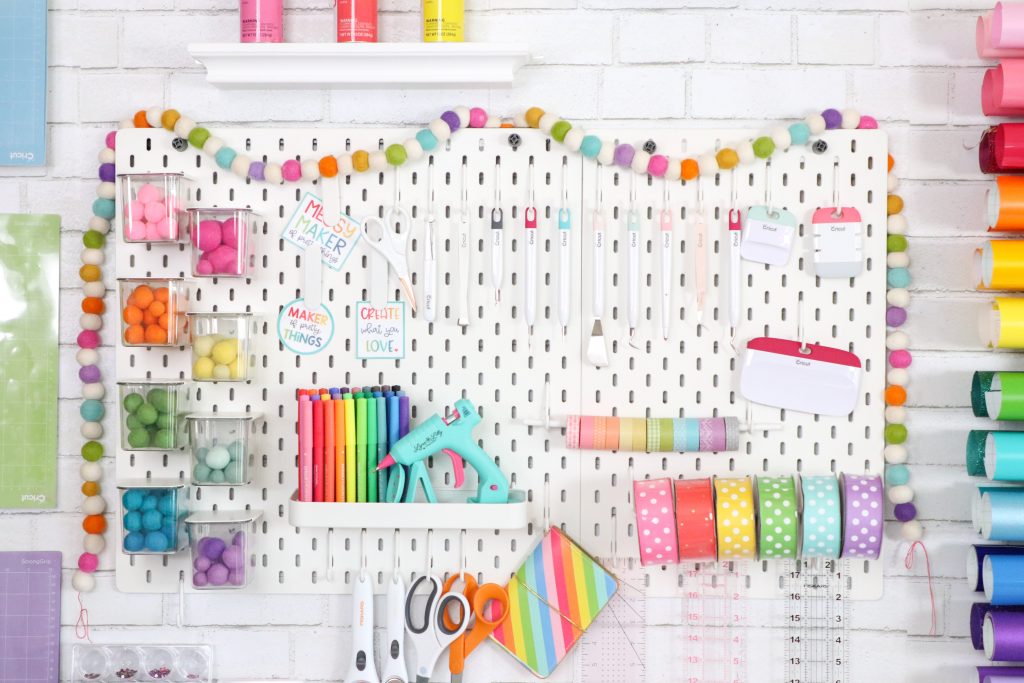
[985,611,1024,661]
[567,415,739,453]
[970,430,993,476]
[976,371,997,418]
[969,544,1024,592]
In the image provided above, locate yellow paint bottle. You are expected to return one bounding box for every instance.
[423,0,464,42]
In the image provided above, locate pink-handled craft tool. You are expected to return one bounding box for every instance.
[729,206,742,338]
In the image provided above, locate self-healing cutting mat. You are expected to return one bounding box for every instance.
[0,0,47,166]
[0,552,61,683]
[0,214,60,508]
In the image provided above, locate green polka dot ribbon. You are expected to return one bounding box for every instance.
[756,476,799,559]
[799,475,842,559]
[967,430,991,477]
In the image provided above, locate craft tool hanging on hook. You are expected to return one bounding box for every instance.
[587,166,609,367]
[660,177,673,341]
[627,172,642,345]
[729,170,743,340]
[423,157,438,323]
[693,176,708,331]
[524,156,538,347]
[490,157,503,305]
[457,156,471,327]
[558,157,572,338]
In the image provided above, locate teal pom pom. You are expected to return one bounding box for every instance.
[92,198,115,220]
[416,129,438,152]
[580,135,602,158]
[215,147,237,170]
[887,267,911,288]
[788,122,811,145]
[885,464,910,486]
[80,399,105,422]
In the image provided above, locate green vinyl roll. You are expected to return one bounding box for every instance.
[968,430,991,477]
[996,372,1024,420]
[974,371,996,417]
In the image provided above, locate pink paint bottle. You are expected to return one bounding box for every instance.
[240,0,283,43]
[337,0,378,43]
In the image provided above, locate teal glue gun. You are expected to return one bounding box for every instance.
[377,399,510,504]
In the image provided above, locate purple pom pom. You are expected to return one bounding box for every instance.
[79,365,101,383]
[207,563,229,586]
[613,144,635,168]
[893,502,917,522]
[193,571,208,587]
[99,163,116,182]
[440,111,461,133]
[202,537,226,561]
[886,306,907,327]
[248,161,265,181]
[822,109,843,129]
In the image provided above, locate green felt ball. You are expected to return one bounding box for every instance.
[156,412,172,430]
[188,126,211,149]
[153,429,175,449]
[208,469,226,484]
[146,388,170,413]
[123,392,144,414]
[752,136,776,159]
[127,428,152,448]
[83,230,105,249]
[223,459,243,483]
[125,414,143,431]
[884,423,908,445]
[227,440,245,461]
[136,403,158,426]
[81,441,103,462]
[385,143,407,166]
[193,463,212,482]
[887,235,908,253]
[551,120,571,143]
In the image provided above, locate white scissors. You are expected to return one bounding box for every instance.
[405,574,470,683]
[361,176,418,314]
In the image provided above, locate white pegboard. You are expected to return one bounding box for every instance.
[113,126,886,599]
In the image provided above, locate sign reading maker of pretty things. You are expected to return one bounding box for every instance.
[282,192,361,271]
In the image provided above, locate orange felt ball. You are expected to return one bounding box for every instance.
[887,194,904,216]
[887,154,894,172]
[885,385,907,406]
[681,158,699,181]
[133,110,150,129]
[124,324,145,344]
[145,324,167,344]
[147,300,166,317]
[319,156,339,178]
[142,310,157,326]
[153,287,169,303]
[131,285,154,309]
[83,515,106,534]
[158,312,170,330]
[82,297,104,315]
[122,305,143,325]
[80,265,101,282]
[81,481,100,496]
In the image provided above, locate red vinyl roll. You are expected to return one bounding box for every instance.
[997,124,1024,169]
[983,128,1000,174]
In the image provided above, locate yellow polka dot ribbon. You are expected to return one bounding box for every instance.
[756,476,799,559]
[713,477,756,560]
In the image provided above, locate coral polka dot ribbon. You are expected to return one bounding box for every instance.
[674,479,717,561]
[800,475,842,559]
[633,479,679,566]
[841,474,884,559]
[756,476,799,559]
[714,477,757,560]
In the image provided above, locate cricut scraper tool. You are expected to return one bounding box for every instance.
[587,166,609,367]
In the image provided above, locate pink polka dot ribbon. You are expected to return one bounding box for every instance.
[841,474,884,559]
[633,478,679,566]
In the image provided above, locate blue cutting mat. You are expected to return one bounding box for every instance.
[0,0,47,167]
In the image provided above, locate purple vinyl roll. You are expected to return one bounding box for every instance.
[973,604,1024,650]
[970,544,1024,592]
[986,612,1024,661]
[978,666,1024,682]
[840,474,884,559]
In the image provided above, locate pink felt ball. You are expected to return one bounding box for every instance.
[136,183,163,204]
[78,552,99,573]
[282,160,302,182]
[858,115,879,130]
[647,154,669,177]
[105,131,117,150]
[469,107,488,128]
[155,218,172,240]
[126,220,148,241]
[129,200,146,220]
[145,223,161,241]
[208,245,240,274]
[195,257,214,276]
[192,220,223,251]
[144,201,167,224]
[77,330,100,349]
[220,218,239,248]
[889,350,912,368]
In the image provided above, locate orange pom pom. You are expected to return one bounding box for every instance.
[319,156,339,178]
[142,310,157,326]
[124,324,145,345]
[885,385,907,406]
[145,324,167,344]
[131,285,154,309]
[80,265,101,282]
[153,286,169,303]
[887,194,904,216]
[158,312,170,330]
[147,300,166,317]
[122,305,143,325]
[887,154,894,172]
[681,158,699,181]
[133,110,150,129]
[83,515,107,534]
[82,297,104,315]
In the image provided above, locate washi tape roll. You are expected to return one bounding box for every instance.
[986,372,1024,420]
[969,431,993,476]
[981,241,1024,290]
[840,474,883,559]
[674,478,717,561]
[800,475,842,559]
[672,418,695,452]
[980,297,1024,348]
[987,431,1024,481]
[649,418,674,452]
[969,544,1024,592]
[592,416,607,451]
[756,476,799,559]
[994,3,1024,49]
[630,418,647,452]
[976,666,1024,683]
[985,610,1024,660]
[714,477,756,560]
[565,414,580,449]
[701,417,740,452]
[996,123,1024,169]
[618,417,636,453]
[633,478,678,566]
[975,371,997,418]
[579,415,595,450]
[605,416,619,451]
[989,176,1024,231]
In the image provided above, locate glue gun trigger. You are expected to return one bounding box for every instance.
[443,449,465,488]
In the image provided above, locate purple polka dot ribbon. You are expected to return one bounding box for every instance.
[841,474,884,559]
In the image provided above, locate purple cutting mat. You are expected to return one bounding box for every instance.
[0,552,60,683]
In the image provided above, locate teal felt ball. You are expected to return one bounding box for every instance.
[124,531,145,552]
[887,268,911,288]
[122,489,144,511]
[80,399,104,422]
[885,464,910,486]
[123,511,143,532]
[145,531,170,552]
[142,509,163,531]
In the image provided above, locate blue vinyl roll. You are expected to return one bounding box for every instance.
[983,489,1024,541]
[985,555,1024,605]
[989,432,1024,481]
[969,544,1024,592]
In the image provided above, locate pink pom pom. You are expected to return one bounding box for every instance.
[220,218,239,248]
[889,349,912,368]
[128,200,146,220]
[858,115,878,130]
[469,107,488,128]
[105,131,117,150]
[195,258,214,276]
[208,245,240,274]
[145,223,161,241]
[144,201,167,224]
[78,552,99,573]
[155,218,172,240]
[647,154,669,177]
[192,220,222,251]
[282,160,302,182]
[126,220,148,241]
[77,330,100,349]
[136,183,162,204]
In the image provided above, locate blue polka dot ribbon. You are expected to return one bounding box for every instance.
[800,475,842,559]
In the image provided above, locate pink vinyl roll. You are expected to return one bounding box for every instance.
[986,68,1021,117]
[980,15,1024,59]
[995,2,1024,49]
[999,61,1024,109]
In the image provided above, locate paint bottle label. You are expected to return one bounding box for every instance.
[423,0,464,42]
[337,0,378,43]
[240,0,283,43]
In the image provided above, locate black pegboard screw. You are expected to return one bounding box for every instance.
[508,133,522,150]
[642,139,657,154]
[171,137,189,152]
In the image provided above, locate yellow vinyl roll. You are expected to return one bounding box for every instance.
[713,477,757,560]
[985,297,1024,348]
[984,240,1024,290]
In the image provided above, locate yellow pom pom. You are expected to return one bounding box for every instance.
[192,357,215,380]
[525,107,545,129]
[352,150,369,173]
[229,356,247,380]
[211,339,238,365]
[716,148,739,170]
[887,194,904,216]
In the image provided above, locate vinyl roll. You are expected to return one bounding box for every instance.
[988,431,1024,481]
[840,474,884,559]
[988,177,1024,232]
[997,124,1024,169]
[985,611,1024,660]
[980,297,1024,348]
[976,371,997,418]
[974,604,1024,650]
[986,373,1024,420]
[979,14,1024,59]
[984,128,1002,174]
[985,68,1019,117]
[969,544,1024,592]
[983,489,1024,541]
[984,674,1024,682]
[975,486,1016,533]
[998,61,1024,109]
[982,241,1024,290]
[995,2,1024,49]
[976,666,1024,683]
[970,431,993,476]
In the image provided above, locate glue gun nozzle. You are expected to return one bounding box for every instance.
[377,454,396,471]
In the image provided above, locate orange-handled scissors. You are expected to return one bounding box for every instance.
[441,573,510,683]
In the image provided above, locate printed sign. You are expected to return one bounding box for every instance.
[356,301,406,360]
[282,192,361,271]
[278,298,335,355]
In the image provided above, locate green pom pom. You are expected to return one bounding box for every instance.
[885,464,910,486]
[81,441,103,462]
[123,392,144,414]
[188,127,211,149]
[127,428,151,448]
[885,423,908,444]
[153,429,175,449]
[752,136,775,159]
[146,388,170,413]
[83,230,105,249]
[136,403,158,426]
[125,414,142,431]
[551,120,572,143]
[887,235,908,253]
[156,412,172,430]
[385,144,407,166]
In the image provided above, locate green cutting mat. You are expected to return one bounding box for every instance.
[0,214,60,508]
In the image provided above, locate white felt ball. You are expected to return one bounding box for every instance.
[888,214,908,235]
[98,148,115,165]
[429,119,451,142]
[338,154,354,176]
[698,153,719,176]
[887,174,899,193]
[72,570,96,593]
[83,281,106,298]
[264,162,283,185]
[88,216,111,234]
[173,116,196,139]
[737,141,755,165]
[563,128,585,152]
[885,406,907,424]
[886,331,909,350]
[79,314,102,332]
[368,151,387,172]
[887,252,910,269]
[76,348,99,366]
[513,112,528,129]
[82,383,105,400]
[841,109,861,130]
[81,422,103,440]
[887,368,909,386]
[665,159,681,182]
[631,150,652,175]
[901,520,924,542]
[231,154,252,179]
[539,112,558,134]
[145,107,163,128]
[203,136,224,156]
[96,182,116,199]
[597,141,616,166]
[118,119,134,130]
[83,534,105,555]
[403,139,424,162]
[771,126,792,151]
[81,249,104,266]
[454,106,471,128]
[887,288,910,307]
[884,444,908,464]
[301,160,320,181]
[80,462,102,482]
[485,116,501,128]
[82,495,106,515]
[806,113,826,135]
[887,484,914,504]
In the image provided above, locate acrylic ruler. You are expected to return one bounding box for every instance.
[575,559,648,683]
[782,559,851,683]
[680,561,750,683]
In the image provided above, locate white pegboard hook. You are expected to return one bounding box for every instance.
[764,159,776,217]
[543,478,551,531]
[831,157,844,219]
[326,527,335,582]
[359,528,368,574]
[458,529,467,579]
[393,529,401,574]
[797,296,810,354]
[425,528,434,575]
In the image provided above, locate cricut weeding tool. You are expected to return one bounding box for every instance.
[587,167,609,367]
[626,172,642,349]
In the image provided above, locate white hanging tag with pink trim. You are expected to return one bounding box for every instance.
[812,206,863,278]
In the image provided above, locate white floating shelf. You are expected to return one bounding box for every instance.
[188,42,531,89]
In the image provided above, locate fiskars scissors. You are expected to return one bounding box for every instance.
[405,574,470,683]
[361,179,417,313]
[441,573,510,683]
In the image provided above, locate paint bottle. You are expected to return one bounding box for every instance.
[422,0,464,42]
[337,0,378,43]
[240,0,283,43]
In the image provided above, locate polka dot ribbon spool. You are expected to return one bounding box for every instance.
[800,475,842,559]
[714,477,757,560]
[674,479,717,561]
[841,474,884,559]
[633,478,679,566]
[756,476,799,560]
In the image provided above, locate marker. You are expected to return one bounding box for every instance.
[660,180,673,341]
[375,391,387,501]
[334,390,346,502]
[457,156,471,327]
[344,392,356,503]
[491,157,503,305]
[355,391,367,503]
[298,394,312,502]
[524,157,538,346]
[557,157,571,338]
[366,392,377,503]
[323,395,335,503]
[423,158,437,323]
[312,395,324,503]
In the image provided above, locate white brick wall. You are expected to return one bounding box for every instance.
[0,1,998,680]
